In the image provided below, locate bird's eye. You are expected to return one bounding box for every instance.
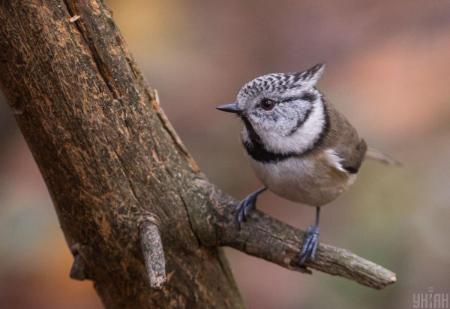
[260,99,275,111]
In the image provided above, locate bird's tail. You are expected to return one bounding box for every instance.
[365,146,401,166]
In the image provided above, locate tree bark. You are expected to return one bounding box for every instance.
[0,1,396,308]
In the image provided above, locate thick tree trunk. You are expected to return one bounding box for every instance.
[0,1,395,308]
[0,1,243,307]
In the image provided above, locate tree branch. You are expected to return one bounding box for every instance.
[190,179,396,290]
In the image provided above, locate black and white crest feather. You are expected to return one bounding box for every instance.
[238,63,325,101]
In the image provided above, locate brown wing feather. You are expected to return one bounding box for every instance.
[323,101,367,174]
[339,139,367,173]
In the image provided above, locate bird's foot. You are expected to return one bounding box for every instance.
[235,190,262,229]
[298,225,320,265]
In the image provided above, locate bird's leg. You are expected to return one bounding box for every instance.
[235,187,267,229]
[299,206,321,265]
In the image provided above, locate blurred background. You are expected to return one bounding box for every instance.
[1,0,450,308]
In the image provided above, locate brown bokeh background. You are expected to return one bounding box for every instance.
[1,1,449,308]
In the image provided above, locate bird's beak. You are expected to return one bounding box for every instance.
[216,102,242,114]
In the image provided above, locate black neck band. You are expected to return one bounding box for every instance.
[241,116,299,163]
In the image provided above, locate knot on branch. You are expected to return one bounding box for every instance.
[69,243,91,281]
[139,217,166,289]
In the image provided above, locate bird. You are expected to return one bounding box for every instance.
[216,63,398,265]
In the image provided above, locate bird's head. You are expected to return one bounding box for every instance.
[217,63,327,154]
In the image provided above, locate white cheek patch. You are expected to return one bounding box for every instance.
[324,149,346,172]
[262,98,326,154]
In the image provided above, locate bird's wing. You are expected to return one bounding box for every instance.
[323,139,367,174]
[365,146,401,166]
[337,139,368,174]
[323,102,368,174]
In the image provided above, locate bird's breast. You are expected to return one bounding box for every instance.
[249,154,356,207]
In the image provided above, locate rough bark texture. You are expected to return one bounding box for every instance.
[0,1,242,307]
[0,1,396,308]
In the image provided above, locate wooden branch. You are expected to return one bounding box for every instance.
[190,179,396,290]
[0,0,396,307]
[225,218,396,290]
[140,219,166,289]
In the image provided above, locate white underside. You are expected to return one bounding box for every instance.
[249,149,356,207]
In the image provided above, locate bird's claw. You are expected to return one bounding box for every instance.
[298,225,320,265]
[234,193,259,229]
